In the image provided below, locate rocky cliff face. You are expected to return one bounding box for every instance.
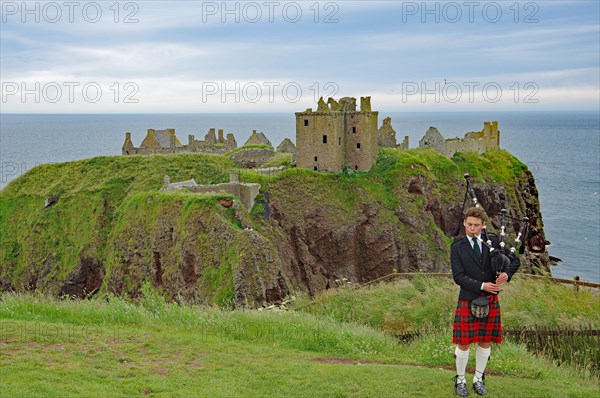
[0,149,551,307]
[262,164,550,299]
[267,177,448,296]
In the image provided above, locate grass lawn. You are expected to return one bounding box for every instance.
[1,293,598,397]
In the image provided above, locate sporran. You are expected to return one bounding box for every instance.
[470,296,490,319]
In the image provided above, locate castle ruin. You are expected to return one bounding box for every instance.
[377,117,397,148]
[419,121,500,157]
[121,100,500,175]
[378,116,409,150]
[244,130,272,147]
[296,96,378,172]
[122,128,237,156]
[161,173,260,211]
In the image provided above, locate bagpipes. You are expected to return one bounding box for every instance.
[454,173,529,276]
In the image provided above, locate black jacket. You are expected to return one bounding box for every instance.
[451,233,521,300]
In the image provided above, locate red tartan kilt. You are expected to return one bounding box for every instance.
[453,295,502,345]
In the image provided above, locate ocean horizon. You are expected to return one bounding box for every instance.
[1,111,599,283]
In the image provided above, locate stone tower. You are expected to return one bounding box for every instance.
[122,132,135,155]
[378,117,397,148]
[295,96,379,172]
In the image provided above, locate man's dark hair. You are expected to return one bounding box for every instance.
[464,207,485,221]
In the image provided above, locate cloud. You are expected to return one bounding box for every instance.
[1,1,598,112]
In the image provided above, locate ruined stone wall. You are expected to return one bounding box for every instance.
[346,111,378,171]
[185,183,261,210]
[126,147,231,156]
[123,128,237,156]
[445,137,487,157]
[296,111,345,172]
[187,144,230,155]
[444,121,499,157]
[228,148,275,169]
[122,132,135,155]
[419,122,500,158]
[163,182,260,210]
[378,116,397,148]
[128,148,182,155]
[276,138,296,154]
[398,136,409,150]
[188,129,237,154]
[418,127,446,153]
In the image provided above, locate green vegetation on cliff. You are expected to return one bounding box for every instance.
[0,148,543,307]
[0,153,237,302]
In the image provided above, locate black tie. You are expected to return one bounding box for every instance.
[472,237,481,257]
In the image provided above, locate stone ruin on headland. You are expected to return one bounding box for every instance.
[121,97,500,172]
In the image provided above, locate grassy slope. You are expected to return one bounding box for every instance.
[1,291,598,398]
[294,275,600,331]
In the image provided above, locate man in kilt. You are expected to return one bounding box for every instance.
[451,207,520,396]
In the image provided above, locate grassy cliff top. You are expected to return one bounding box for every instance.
[1,153,236,199]
[1,148,527,200]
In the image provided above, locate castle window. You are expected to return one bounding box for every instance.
[314,156,318,161]
[355,165,358,170]
[357,143,361,149]
[322,135,328,144]
[314,166,317,171]
[352,127,356,134]
[338,137,341,145]
[304,119,309,126]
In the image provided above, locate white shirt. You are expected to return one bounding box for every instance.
[469,235,482,253]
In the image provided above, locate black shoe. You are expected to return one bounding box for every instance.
[473,374,487,396]
[452,375,469,397]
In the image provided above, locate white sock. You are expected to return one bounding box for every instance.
[474,346,491,383]
[455,346,470,384]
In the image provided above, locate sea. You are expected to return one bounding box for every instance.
[1,111,599,283]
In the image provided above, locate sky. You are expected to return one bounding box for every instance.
[0,0,599,112]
